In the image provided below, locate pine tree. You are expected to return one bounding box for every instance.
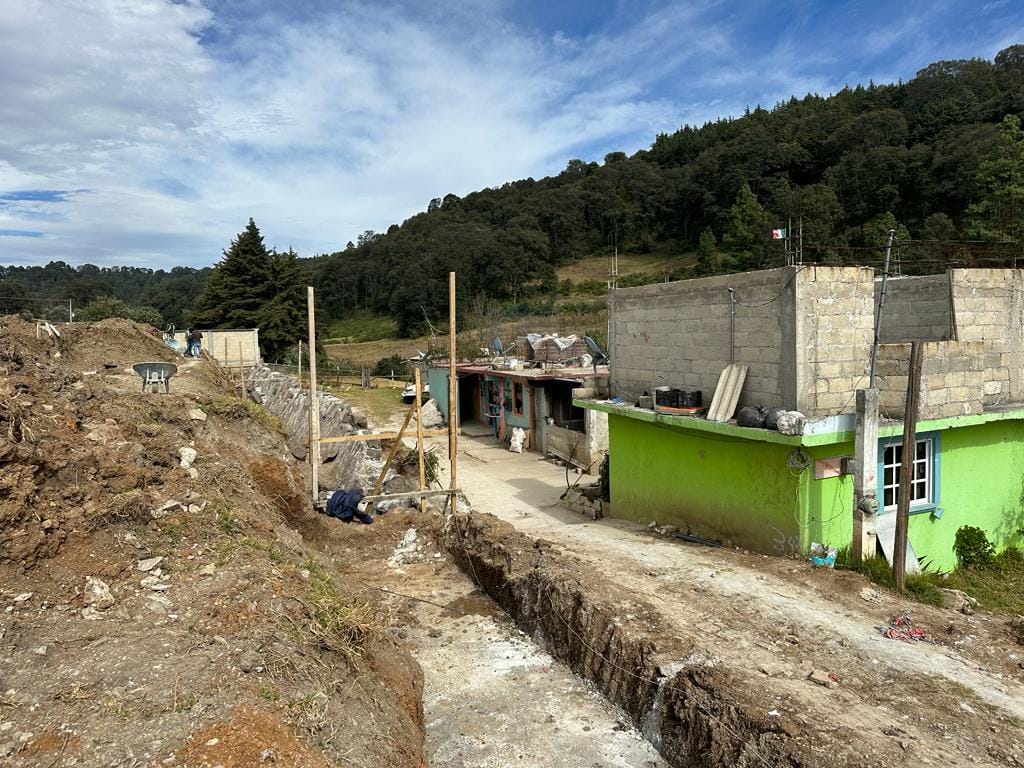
[695,226,721,275]
[256,248,306,361]
[967,114,1024,242]
[191,219,305,360]
[192,218,275,328]
[723,184,769,270]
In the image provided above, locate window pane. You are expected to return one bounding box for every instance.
[884,488,894,507]
[884,467,894,486]
[916,441,927,460]
[914,480,926,500]
[915,461,927,480]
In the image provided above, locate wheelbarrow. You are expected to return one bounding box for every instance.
[133,362,178,394]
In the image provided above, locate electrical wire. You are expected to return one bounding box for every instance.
[731,265,809,307]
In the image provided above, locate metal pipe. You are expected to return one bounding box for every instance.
[869,228,896,388]
[728,288,736,365]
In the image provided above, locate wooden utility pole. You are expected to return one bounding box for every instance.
[448,272,458,511]
[414,367,427,513]
[307,287,321,503]
[893,341,923,589]
[852,388,880,560]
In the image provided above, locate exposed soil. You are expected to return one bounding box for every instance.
[276,501,669,767]
[0,316,426,767]
[442,435,1024,768]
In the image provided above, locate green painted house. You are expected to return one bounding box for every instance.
[580,266,1024,570]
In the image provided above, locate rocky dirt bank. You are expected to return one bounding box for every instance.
[0,317,426,767]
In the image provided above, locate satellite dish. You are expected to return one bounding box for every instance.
[584,336,608,362]
[493,337,504,355]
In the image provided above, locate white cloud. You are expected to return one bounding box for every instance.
[0,0,1015,268]
[0,0,692,266]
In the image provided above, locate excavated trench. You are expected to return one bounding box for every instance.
[254,371,799,766]
[442,511,807,768]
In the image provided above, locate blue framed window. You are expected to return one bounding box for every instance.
[877,432,941,515]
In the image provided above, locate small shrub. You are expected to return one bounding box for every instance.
[954,525,995,569]
[215,505,237,534]
[202,397,285,436]
[905,574,944,606]
[835,548,895,587]
[372,354,408,378]
[300,556,389,659]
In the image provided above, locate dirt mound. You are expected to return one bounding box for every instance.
[0,315,426,767]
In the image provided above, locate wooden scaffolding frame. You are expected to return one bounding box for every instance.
[305,273,461,511]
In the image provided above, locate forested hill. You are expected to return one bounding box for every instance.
[3,47,1024,341]
[311,45,1024,336]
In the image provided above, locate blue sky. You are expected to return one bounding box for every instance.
[0,0,1020,268]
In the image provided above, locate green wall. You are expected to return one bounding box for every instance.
[608,414,804,555]
[610,412,1024,571]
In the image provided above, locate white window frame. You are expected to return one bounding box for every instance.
[881,437,934,512]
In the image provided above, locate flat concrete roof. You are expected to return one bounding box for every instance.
[577,398,1024,448]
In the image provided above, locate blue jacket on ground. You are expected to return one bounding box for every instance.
[326,489,372,524]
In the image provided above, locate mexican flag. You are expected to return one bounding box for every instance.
[771,228,787,240]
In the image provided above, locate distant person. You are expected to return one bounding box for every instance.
[190,329,203,357]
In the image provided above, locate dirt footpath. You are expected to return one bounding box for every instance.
[447,435,1024,767]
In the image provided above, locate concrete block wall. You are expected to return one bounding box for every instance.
[609,265,1024,423]
[609,268,794,409]
[875,341,987,419]
[793,266,875,418]
[949,269,1024,406]
[876,274,956,343]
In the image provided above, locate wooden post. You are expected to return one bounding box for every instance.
[414,367,427,513]
[852,388,880,561]
[368,403,417,512]
[448,272,458,511]
[238,341,245,397]
[298,340,302,388]
[307,287,321,503]
[893,341,923,590]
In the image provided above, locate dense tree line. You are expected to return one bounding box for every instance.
[0,261,209,326]
[309,45,1024,335]
[3,46,1024,341]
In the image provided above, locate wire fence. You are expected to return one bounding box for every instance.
[263,362,410,388]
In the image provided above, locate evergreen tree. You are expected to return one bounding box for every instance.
[191,219,305,360]
[723,184,769,270]
[966,114,1024,241]
[257,248,306,361]
[695,226,721,275]
[192,218,275,328]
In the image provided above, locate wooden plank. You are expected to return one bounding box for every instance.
[369,402,416,507]
[448,271,458,511]
[319,488,464,507]
[307,286,321,501]
[319,428,447,444]
[415,367,427,514]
